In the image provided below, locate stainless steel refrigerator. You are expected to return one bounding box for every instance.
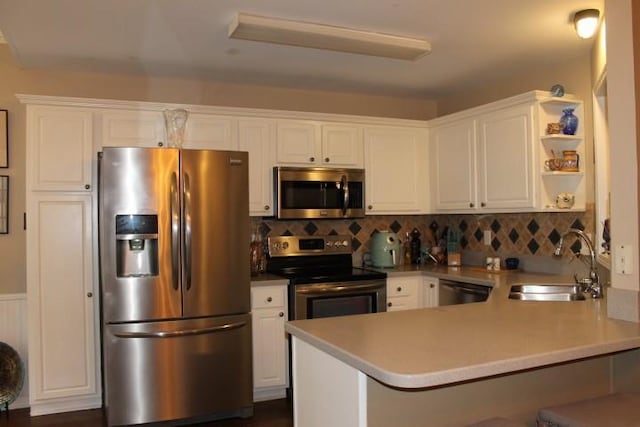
[98,147,252,426]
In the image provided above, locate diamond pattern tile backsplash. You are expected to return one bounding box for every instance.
[252,205,594,265]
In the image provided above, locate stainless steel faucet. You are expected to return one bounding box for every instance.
[554,228,602,298]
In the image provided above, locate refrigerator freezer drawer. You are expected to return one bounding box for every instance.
[103,314,253,426]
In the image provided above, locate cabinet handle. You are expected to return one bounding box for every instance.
[264,205,270,211]
[309,157,315,162]
[367,205,373,210]
[481,202,486,207]
[397,286,402,292]
[469,202,474,208]
[85,184,91,190]
[267,297,272,302]
[157,142,164,147]
[87,292,93,298]
[279,312,284,317]
[325,157,330,162]
[387,302,392,307]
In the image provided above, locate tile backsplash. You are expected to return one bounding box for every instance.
[252,205,595,265]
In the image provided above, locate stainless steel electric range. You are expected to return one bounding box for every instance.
[266,235,387,320]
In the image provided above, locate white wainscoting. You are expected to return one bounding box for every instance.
[0,293,29,409]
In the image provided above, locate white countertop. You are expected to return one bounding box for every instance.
[285,266,640,389]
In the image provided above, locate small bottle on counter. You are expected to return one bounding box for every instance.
[410,228,421,265]
[403,233,412,265]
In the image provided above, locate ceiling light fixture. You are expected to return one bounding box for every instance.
[228,13,431,60]
[573,9,600,39]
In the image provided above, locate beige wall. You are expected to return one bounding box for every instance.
[0,44,439,295]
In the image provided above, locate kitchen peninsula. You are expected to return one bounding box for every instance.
[285,267,640,426]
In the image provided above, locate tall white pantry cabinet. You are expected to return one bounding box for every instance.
[25,104,101,415]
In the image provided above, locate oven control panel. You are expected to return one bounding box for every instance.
[268,235,352,257]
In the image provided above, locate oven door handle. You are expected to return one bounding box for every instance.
[297,282,384,294]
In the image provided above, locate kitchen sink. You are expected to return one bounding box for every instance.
[508,284,586,301]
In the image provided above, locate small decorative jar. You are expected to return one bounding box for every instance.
[561,150,579,172]
[559,108,578,135]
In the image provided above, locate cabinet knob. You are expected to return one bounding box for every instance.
[397,286,402,292]
[367,205,373,210]
[309,157,315,162]
[481,202,486,207]
[264,205,270,211]
[279,312,284,317]
[84,184,91,190]
[267,297,273,303]
[469,202,475,208]
[157,142,164,147]
[430,284,435,288]
[387,302,392,307]
[87,292,93,298]
[324,157,330,162]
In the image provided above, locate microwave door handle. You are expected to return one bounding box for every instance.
[341,175,349,215]
[170,172,180,290]
[183,172,192,291]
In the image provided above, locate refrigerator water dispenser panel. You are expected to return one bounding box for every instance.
[116,214,159,277]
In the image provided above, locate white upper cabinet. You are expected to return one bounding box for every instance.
[431,119,477,210]
[182,114,237,150]
[238,118,276,216]
[364,126,428,214]
[477,103,535,210]
[100,110,165,148]
[275,120,321,165]
[430,97,536,213]
[275,120,364,167]
[27,105,94,192]
[321,124,363,167]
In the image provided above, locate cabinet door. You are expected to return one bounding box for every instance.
[183,114,237,150]
[386,277,420,311]
[239,119,276,216]
[27,194,100,411]
[100,110,164,148]
[275,121,321,165]
[28,106,93,192]
[321,124,363,167]
[364,127,428,214]
[421,277,439,308]
[430,120,477,211]
[477,104,535,209]
[251,286,288,391]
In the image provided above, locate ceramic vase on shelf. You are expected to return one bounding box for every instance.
[559,108,578,135]
[163,108,189,148]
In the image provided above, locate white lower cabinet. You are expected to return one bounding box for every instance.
[386,276,421,311]
[251,285,289,401]
[387,275,439,311]
[421,276,439,308]
[26,193,101,415]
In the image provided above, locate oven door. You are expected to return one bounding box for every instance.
[293,279,386,320]
[274,167,364,219]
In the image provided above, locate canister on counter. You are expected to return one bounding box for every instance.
[493,257,501,271]
[486,257,494,271]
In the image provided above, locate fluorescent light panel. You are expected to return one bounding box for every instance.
[228,13,431,60]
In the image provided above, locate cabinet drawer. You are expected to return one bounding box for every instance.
[387,277,420,297]
[252,286,286,309]
[386,295,417,311]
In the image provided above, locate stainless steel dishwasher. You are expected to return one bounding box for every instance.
[438,280,492,305]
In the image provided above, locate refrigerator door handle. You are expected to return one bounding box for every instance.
[170,171,180,290]
[183,171,193,290]
[112,321,247,338]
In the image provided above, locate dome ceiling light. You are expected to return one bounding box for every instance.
[573,9,600,39]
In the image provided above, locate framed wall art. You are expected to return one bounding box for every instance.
[0,175,7,234]
[0,110,7,168]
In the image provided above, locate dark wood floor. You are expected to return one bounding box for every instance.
[0,399,293,427]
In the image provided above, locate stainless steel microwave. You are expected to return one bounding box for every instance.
[273,167,365,219]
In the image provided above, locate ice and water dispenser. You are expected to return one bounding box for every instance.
[115,214,159,277]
